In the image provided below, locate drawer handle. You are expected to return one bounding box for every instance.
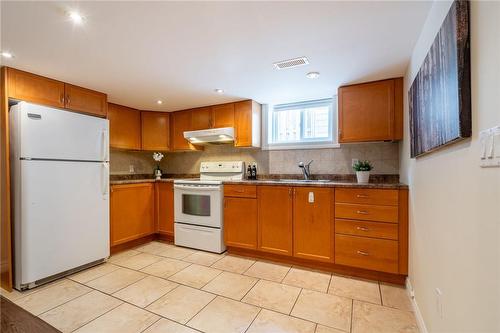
[235,189,245,193]
[356,226,369,231]
[356,194,369,198]
[356,210,369,215]
[357,250,369,256]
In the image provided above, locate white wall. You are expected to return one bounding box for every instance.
[400,1,500,332]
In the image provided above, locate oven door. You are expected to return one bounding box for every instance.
[174,184,222,228]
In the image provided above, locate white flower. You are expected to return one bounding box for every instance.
[153,152,164,162]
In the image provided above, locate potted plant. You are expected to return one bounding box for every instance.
[152,152,164,180]
[353,160,373,183]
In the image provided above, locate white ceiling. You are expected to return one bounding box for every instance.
[1,1,432,111]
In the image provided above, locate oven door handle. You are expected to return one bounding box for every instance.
[174,184,221,191]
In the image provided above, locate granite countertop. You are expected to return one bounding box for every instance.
[223,179,407,189]
[110,173,407,189]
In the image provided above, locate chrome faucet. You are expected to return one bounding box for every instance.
[298,160,313,180]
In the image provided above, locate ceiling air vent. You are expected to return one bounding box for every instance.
[273,56,309,70]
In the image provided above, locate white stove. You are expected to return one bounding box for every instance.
[173,161,245,253]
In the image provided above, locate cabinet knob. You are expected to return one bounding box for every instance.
[60,93,65,104]
[357,250,369,256]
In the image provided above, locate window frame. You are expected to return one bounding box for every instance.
[262,97,339,150]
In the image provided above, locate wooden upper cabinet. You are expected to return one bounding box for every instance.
[191,107,211,130]
[234,100,261,148]
[171,109,202,151]
[257,186,293,256]
[64,84,107,117]
[211,103,234,128]
[108,103,141,150]
[156,182,174,237]
[338,78,403,143]
[141,111,170,151]
[293,187,334,262]
[6,68,65,108]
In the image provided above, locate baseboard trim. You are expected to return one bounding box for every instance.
[406,277,428,333]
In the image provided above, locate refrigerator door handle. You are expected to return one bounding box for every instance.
[101,129,108,161]
[101,163,109,195]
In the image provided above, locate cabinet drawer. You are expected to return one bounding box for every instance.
[335,203,398,223]
[335,234,398,273]
[335,219,398,240]
[224,185,256,198]
[335,188,398,206]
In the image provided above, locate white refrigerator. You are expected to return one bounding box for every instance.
[10,102,110,290]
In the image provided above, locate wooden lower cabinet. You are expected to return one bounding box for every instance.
[257,186,293,256]
[224,197,257,249]
[156,182,174,237]
[293,187,333,262]
[335,234,399,274]
[110,183,155,246]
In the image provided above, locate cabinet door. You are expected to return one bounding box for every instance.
[211,103,234,128]
[65,84,107,117]
[191,107,211,130]
[141,111,170,151]
[156,182,174,237]
[171,110,193,150]
[108,103,141,149]
[224,197,257,249]
[110,183,155,246]
[257,186,293,256]
[7,68,65,108]
[293,187,333,262]
[338,79,396,142]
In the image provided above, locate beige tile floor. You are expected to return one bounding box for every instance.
[1,241,419,333]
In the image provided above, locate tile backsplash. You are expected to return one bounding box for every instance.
[110,143,399,176]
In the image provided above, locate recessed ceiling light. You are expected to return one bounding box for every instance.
[306,72,320,79]
[1,52,13,59]
[156,100,163,105]
[68,11,84,24]
[214,89,224,94]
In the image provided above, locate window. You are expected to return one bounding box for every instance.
[263,97,338,150]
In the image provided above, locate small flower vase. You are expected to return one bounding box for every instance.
[155,167,162,180]
[356,171,370,183]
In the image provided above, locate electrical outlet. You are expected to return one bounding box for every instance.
[435,288,443,319]
[352,158,359,167]
[129,164,135,173]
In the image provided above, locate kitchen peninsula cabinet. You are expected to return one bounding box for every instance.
[110,183,155,247]
[108,103,141,150]
[338,77,403,143]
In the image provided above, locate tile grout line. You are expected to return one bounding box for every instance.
[35,284,94,317]
[349,299,354,333]
[289,287,303,316]
[242,307,263,333]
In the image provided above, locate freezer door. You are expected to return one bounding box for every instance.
[15,160,109,287]
[12,102,109,161]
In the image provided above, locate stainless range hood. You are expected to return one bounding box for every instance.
[183,127,235,145]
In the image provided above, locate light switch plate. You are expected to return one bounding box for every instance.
[308,192,315,203]
[480,126,500,168]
